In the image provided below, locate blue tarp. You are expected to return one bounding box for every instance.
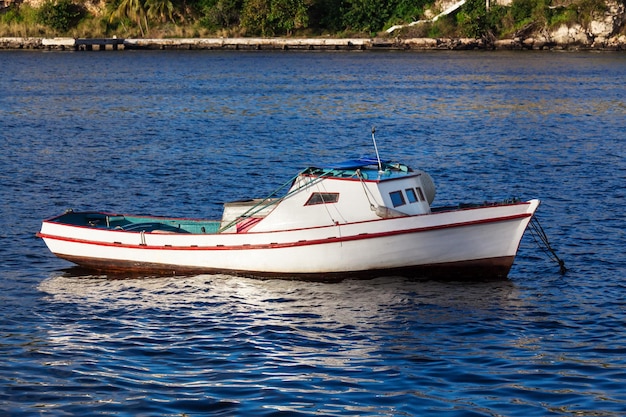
[323,157,389,170]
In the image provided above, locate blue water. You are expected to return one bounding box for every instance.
[1,50,625,416]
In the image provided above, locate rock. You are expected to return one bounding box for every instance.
[0,37,42,49]
[403,38,439,49]
[493,39,517,49]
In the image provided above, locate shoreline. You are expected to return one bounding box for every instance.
[1,36,625,51]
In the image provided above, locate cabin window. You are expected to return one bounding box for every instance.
[405,188,418,203]
[305,192,339,206]
[416,187,426,202]
[389,191,406,207]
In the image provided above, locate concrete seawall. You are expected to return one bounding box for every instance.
[1,36,625,51]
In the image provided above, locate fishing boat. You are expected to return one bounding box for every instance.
[38,136,540,280]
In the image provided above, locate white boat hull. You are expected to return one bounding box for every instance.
[38,200,539,280]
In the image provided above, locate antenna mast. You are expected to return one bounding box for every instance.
[371,126,383,173]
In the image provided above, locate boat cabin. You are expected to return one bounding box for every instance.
[220,158,436,233]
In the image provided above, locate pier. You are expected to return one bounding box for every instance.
[43,37,125,50]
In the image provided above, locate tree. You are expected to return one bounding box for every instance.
[456,0,488,37]
[110,0,149,36]
[341,0,393,33]
[145,0,176,23]
[240,0,270,34]
[268,0,309,34]
[37,0,84,32]
[198,0,243,30]
[241,0,309,36]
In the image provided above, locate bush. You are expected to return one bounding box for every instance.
[0,4,47,36]
[510,0,534,22]
[198,0,243,30]
[548,6,578,28]
[430,15,460,37]
[240,0,310,36]
[341,0,393,33]
[1,7,23,25]
[37,0,85,32]
[456,0,488,37]
[386,0,428,26]
[485,4,509,37]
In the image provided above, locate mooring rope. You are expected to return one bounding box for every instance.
[356,169,378,211]
[528,216,567,274]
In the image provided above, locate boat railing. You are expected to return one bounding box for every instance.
[217,168,315,233]
[430,198,523,213]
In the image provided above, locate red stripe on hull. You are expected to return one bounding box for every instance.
[37,212,531,251]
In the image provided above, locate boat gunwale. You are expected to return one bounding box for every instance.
[42,210,220,224]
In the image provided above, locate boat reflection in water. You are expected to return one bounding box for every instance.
[37,269,524,400]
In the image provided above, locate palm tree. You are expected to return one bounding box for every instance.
[145,0,175,23]
[110,0,149,36]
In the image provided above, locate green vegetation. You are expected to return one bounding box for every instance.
[0,0,621,39]
[37,0,85,32]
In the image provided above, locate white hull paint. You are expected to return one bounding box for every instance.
[39,200,539,279]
